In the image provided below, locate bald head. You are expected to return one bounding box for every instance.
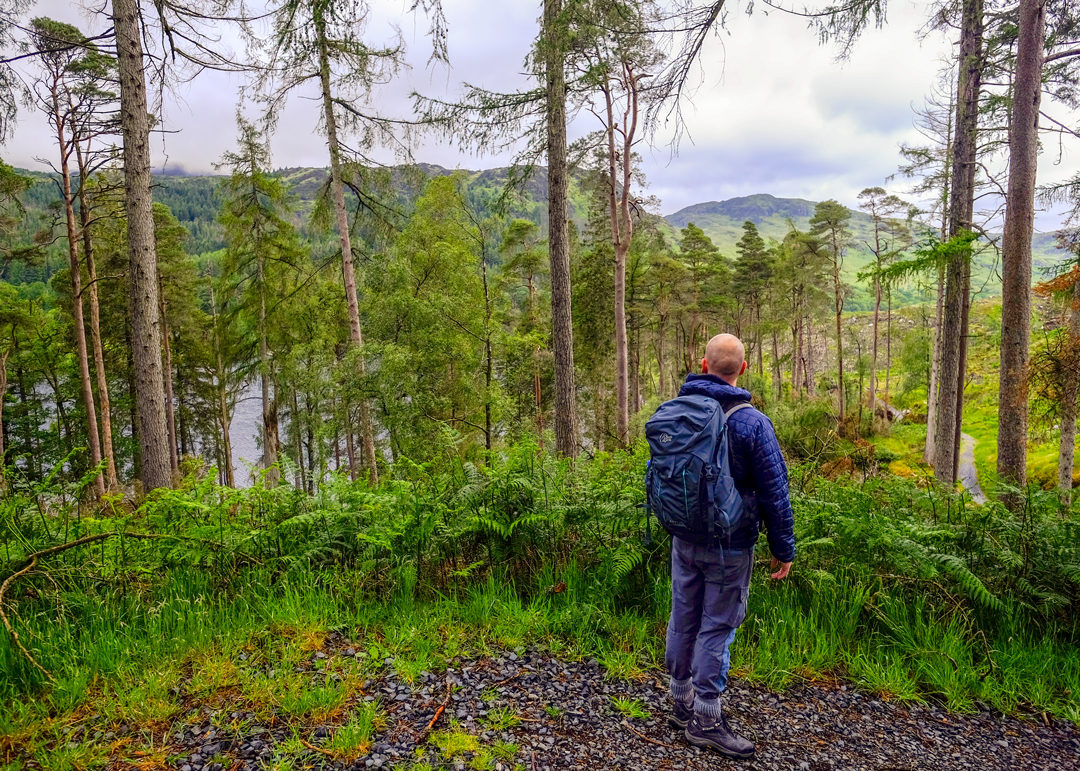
[703,334,746,384]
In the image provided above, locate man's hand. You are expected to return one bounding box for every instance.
[769,557,792,580]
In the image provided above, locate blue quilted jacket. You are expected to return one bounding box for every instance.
[678,374,796,563]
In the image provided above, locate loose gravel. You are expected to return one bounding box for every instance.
[72,631,1080,770]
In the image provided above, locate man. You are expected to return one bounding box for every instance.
[666,333,795,758]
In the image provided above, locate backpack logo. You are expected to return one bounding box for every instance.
[659,433,672,443]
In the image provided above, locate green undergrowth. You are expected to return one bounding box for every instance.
[3,441,1080,766]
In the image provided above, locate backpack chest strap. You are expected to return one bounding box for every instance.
[724,403,753,420]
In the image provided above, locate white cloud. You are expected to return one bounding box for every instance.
[3,0,1078,231]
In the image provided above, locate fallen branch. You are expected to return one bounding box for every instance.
[621,719,677,749]
[423,677,454,736]
[493,672,520,688]
[299,737,334,757]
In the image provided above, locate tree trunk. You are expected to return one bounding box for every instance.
[756,306,764,382]
[925,266,945,464]
[997,0,1046,494]
[934,0,982,486]
[1057,275,1080,505]
[792,301,801,394]
[55,113,105,498]
[177,371,188,458]
[952,255,973,483]
[601,79,633,448]
[545,0,578,458]
[345,403,357,479]
[885,286,893,405]
[315,10,378,484]
[211,300,234,489]
[258,236,280,485]
[771,328,781,402]
[833,264,845,422]
[209,285,233,487]
[657,313,667,398]
[305,394,316,493]
[291,388,306,492]
[159,297,179,478]
[480,235,493,451]
[77,172,119,492]
[0,349,8,473]
[112,0,171,491]
[870,276,881,422]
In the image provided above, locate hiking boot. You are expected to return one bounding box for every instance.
[685,713,755,758]
[668,699,693,729]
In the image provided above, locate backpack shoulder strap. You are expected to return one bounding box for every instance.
[724,402,753,419]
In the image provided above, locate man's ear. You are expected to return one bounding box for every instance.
[701,357,709,374]
[740,360,748,375]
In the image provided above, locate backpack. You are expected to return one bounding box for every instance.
[644,395,752,545]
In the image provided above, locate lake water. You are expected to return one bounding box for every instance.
[227,382,265,487]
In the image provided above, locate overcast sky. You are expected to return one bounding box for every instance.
[3,0,1078,228]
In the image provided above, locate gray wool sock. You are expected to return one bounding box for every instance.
[670,677,694,707]
[694,696,723,719]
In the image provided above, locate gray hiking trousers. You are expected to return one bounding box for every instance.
[665,536,754,715]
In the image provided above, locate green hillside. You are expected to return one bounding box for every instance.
[9,167,1070,310]
[665,193,1071,309]
[7,164,593,260]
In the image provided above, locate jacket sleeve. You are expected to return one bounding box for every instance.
[751,417,796,563]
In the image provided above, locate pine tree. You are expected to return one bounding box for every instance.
[733,220,771,387]
[217,117,303,483]
[809,200,852,424]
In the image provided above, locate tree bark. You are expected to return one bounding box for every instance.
[870,277,881,422]
[1057,274,1080,505]
[77,171,119,492]
[315,9,378,484]
[925,266,945,464]
[159,296,179,478]
[885,286,893,406]
[997,0,1046,494]
[545,0,578,457]
[480,229,493,451]
[0,349,8,472]
[792,313,801,395]
[657,313,668,398]
[602,63,638,449]
[833,263,845,422]
[256,207,280,485]
[933,0,982,486]
[54,104,104,498]
[112,0,171,491]
[209,292,234,488]
[345,401,357,479]
[291,388,305,492]
[771,328,781,402]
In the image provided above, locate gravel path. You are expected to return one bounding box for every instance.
[150,632,1080,771]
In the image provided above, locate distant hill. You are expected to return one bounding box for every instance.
[663,193,1071,309]
[665,193,875,259]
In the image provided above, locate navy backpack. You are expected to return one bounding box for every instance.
[644,394,751,544]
